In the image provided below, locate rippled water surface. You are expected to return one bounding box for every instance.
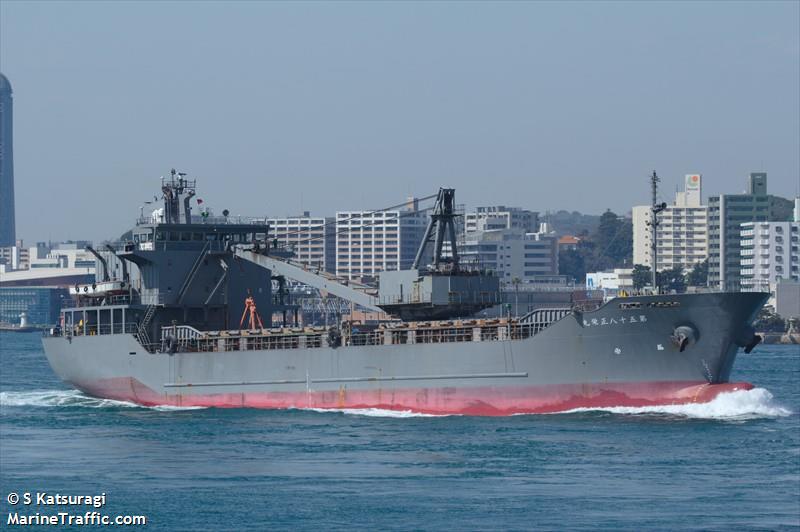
[1,333,798,530]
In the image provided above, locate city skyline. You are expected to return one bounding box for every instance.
[3,165,795,247]
[1,1,798,244]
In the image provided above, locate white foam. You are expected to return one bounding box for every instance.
[149,404,207,411]
[1,388,790,420]
[555,387,793,420]
[0,389,205,411]
[299,406,454,418]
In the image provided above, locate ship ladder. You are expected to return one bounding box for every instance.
[136,304,157,351]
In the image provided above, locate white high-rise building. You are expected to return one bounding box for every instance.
[465,206,538,234]
[706,173,786,290]
[633,174,708,271]
[740,216,800,290]
[267,213,334,273]
[335,203,427,280]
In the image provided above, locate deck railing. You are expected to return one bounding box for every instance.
[160,315,563,354]
[47,322,139,338]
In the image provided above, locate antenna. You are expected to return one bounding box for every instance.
[650,171,667,291]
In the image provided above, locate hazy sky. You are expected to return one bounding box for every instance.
[1,1,798,244]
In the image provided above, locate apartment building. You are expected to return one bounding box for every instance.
[632,174,708,271]
[708,173,790,289]
[740,218,800,290]
[267,213,334,273]
[465,206,538,234]
[335,203,428,280]
[460,228,559,283]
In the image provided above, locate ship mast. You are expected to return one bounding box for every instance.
[650,171,666,292]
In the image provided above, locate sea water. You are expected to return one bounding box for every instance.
[0,333,797,530]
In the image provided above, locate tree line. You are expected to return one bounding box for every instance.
[558,209,711,291]
[558,210,632,283]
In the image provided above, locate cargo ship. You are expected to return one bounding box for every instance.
[42,171,766,415]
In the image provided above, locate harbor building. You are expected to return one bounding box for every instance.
[774,279,800,320]
[0,287,68,326]
[586,268,635,298]
[0,73,14,247]
[632,174,708,271]
[267,213,335,273]
[465,206,538,234]
[459,227,559,283]
[708,173,793,290]
[739,200,800,291]
[0,241,95,287]
[335,200,428,280]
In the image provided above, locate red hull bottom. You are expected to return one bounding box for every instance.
[76,378,755,416]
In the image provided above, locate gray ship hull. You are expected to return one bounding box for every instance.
[42,292,766,415]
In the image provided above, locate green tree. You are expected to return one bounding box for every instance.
[589,210,633,270]
[632,264,651,290]
[686,259,708,287]
[658,266,687,293]
[559,248,586,284]
[558,210,633,284]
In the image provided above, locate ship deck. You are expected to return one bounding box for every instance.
[164,313,570,353]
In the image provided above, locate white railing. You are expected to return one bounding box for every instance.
[519,308,572,333]
[47,322,138,338]
[161,325,202,342]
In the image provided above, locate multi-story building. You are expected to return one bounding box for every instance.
[31,241,95,269]
[0,240,96,292]
[267,213,335,273]
[632,174,708,271]
[0,73,14,247]
[708,173,791,290]
[335,201,428,280]
[465,206,538,234]
[739,209,800,291]
[0,239,29,270]
[0,240,95,273]
[460,228,558,284]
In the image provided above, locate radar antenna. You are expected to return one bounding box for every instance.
[160,168,196,224]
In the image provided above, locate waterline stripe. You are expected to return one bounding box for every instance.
[163,372,528,388]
